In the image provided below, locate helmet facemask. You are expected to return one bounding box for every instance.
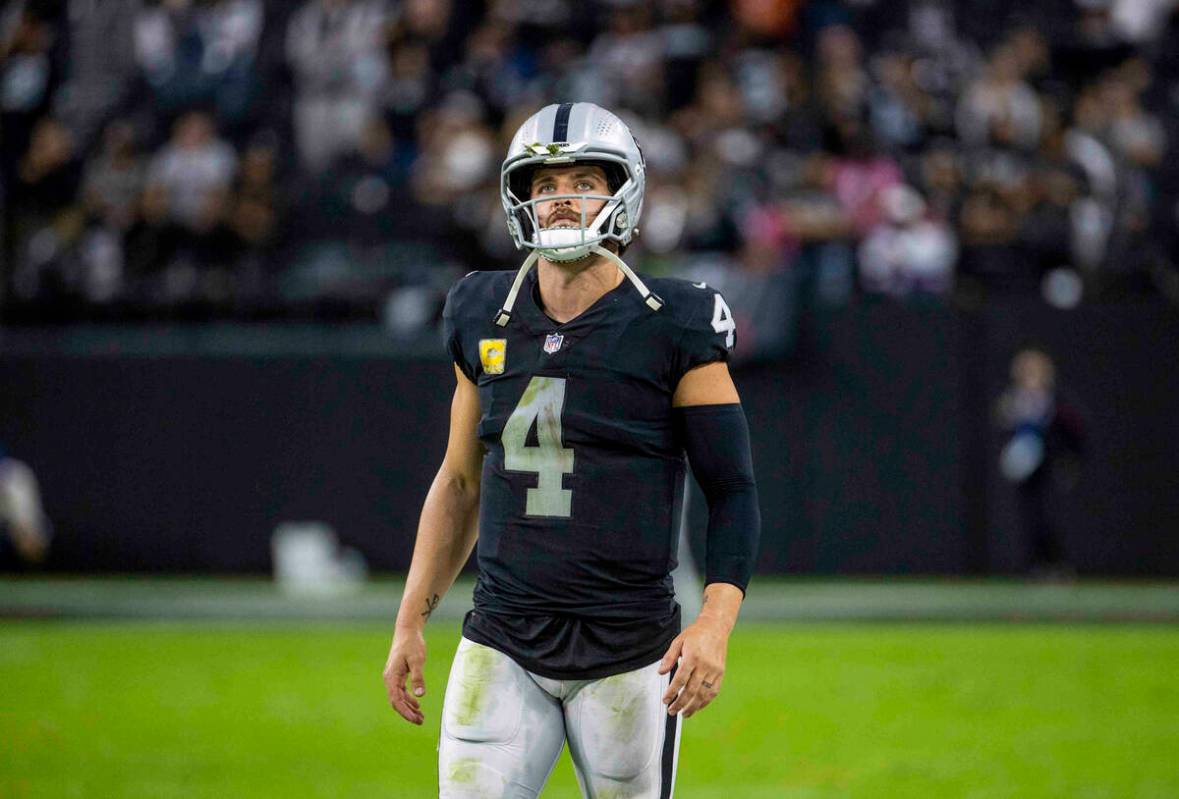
[502,154,639,262]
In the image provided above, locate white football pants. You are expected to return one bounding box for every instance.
[438,637,682,798]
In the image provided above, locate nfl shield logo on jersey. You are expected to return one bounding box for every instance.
[543,333,564,354]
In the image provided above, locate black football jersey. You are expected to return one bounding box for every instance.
[442,267,735,679]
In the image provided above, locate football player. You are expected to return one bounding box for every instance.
[383,102,760,798]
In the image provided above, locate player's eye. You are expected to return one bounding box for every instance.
[576,181,595,192]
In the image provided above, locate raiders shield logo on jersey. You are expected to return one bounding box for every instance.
[543,333,564,354]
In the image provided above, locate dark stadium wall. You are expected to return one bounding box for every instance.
[2,300,1178,576]
[979,300,1179,575]
[0,354,453,573]
[727,302,968,575]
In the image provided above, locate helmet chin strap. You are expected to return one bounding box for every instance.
[493,250,539,327]
[493,244,661,327]
[589,245,664,311]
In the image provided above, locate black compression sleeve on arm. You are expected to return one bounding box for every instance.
[676,403,761,594]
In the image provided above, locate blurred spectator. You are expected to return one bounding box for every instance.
[77,120,149,303]
[1064,87,1119,272]
[919,143,965,223]
[731,0,803,40]
[286,0,392,171]
[868,49,933,152]
[14,116,80,222]
[956,43,1042,151]
[53,0,139,145]
[996,348,1085,576]
[958,183,1024,288]
[145,111,236,233]
[656,0,712,112]
[858,184,957,296]
[0,0,1176,326]
[779,153,855,306]
[398,0,463,67]
[411,94,496,208]
[586,5,664,112]
[1104,61,1165,169]
[133,0,265,128]
[9,117,83,304]
[0,443,51,567]
[230,133,280,252]
[1058,0,1135,82]
[296,115,408,245]
[445,20,535,121]
[1022,117,1085,281]
[815,24,869,124]
[1,1,62,184]
[827,117,902,236]
[83,121,148,235]
[904,0,981,113]
[131,111,239,305]
[1109,0,1179,44]
[1005,27,1052,92]
[227,131,282,305]
[769,50,824,151]
[383,37,437,147]
[1102,62,1166,277]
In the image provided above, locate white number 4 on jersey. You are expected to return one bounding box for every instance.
[711,293,736,349]
[503,376,575,517]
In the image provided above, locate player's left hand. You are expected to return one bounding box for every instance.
[658,617,729,718]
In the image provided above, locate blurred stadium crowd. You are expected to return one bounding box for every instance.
[1,0,1177,330]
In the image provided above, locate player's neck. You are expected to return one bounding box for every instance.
[535,253,625,324]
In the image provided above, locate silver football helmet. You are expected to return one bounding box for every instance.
[494,102,661,327]
[501,102,645,262]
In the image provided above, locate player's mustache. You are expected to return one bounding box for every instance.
[544,208,583,226]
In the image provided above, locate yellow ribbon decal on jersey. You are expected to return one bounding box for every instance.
[479,339,506,375]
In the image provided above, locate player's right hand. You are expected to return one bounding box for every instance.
[383,628,427,725]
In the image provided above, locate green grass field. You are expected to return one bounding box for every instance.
[2,610,1178,797]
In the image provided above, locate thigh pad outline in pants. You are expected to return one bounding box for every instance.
[439,638,565,798]
[565,661,680,797]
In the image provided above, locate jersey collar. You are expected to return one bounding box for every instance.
[518,267,633,336]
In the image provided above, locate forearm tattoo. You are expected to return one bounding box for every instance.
[421,593,441,622]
